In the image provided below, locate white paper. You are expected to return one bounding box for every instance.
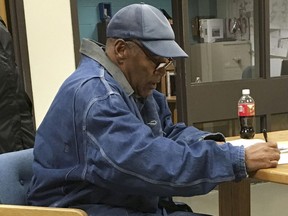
[270,29,280,38]
[228,139,265,148]
[281,29,288,38]
[278,37,288,49]
[270,48,287,57]
[270,37,279,49]
[277,141,288,150]
[229,139,288,164]
[270,58,283,77]
[279,153,288,164]
[270,1,288,29]
[278,141,288,164]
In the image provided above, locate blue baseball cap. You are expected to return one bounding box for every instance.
[106,3,188,58]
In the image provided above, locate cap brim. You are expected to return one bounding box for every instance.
[141,40,188,58]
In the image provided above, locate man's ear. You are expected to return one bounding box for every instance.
[114,39,129,64]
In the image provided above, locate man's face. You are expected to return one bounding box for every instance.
[123,41,171,98]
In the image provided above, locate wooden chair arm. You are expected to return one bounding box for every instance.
[0,204,88,216]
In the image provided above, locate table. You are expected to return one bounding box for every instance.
[219,130,288,216]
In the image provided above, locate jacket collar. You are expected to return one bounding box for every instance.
[80,38,134,96]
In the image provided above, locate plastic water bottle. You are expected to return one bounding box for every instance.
[238,89,255,139]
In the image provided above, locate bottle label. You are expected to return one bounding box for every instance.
[238,103,255,116]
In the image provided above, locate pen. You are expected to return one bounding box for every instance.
[262,129,268,142]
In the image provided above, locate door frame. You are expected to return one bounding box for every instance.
[172,0,288,132]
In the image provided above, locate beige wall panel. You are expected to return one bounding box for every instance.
[23,0,76,127]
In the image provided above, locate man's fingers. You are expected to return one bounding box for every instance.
[269,160,278,168]
[267,141,278,148]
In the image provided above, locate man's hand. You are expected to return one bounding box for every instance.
[245,141,280,172]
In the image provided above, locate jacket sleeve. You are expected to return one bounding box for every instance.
[83,91,247,198]
[153,90,226,143]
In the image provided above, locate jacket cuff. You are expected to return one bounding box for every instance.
[234,145,249,181]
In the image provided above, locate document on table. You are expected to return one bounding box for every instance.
[228,139,288,165]
[277,141,288,164]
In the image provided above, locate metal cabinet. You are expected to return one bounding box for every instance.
[190,41,252,82]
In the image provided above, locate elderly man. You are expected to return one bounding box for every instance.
[27,3,279,216]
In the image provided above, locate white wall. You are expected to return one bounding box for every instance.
[23,0,76,128]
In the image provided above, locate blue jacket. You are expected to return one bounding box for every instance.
[27,39,247,215]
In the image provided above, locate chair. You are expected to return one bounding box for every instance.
[0,149,87,216]
[242,65,255,79]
